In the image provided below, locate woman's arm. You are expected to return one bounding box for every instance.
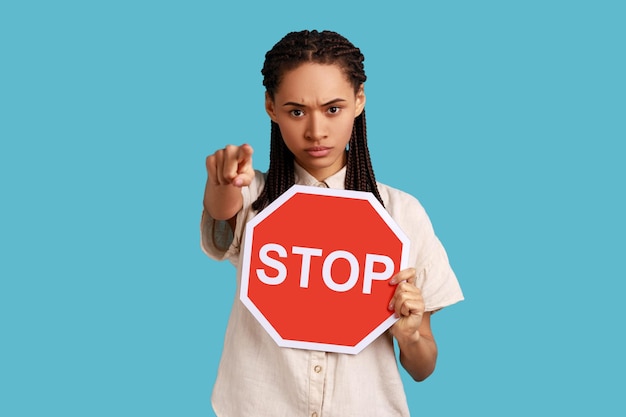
[204,144,254,231]
[388,269,438,381]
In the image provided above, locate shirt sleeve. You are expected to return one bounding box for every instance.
[381,185,464,312]
[415,232,464,312]
[408,206,464,312]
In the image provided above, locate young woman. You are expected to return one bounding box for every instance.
[202,29,463,417]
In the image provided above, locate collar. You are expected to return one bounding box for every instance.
[294,162,347,189]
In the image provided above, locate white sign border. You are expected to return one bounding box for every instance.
[240,184,410,355]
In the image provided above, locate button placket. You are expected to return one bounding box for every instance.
[308,351,327,417]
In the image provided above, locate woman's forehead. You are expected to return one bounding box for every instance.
[276,63,355,99]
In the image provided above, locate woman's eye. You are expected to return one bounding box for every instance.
[290,109,304,117]
[328,106,341,114]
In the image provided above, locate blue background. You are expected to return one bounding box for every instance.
[1,1,624,415]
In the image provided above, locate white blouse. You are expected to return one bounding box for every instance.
[201,163,464,417]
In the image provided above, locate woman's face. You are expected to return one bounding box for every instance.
[265,63,365,181]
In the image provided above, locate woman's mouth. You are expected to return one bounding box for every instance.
[305,146,332,157]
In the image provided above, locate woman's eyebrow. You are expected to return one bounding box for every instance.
[282,98,347,107]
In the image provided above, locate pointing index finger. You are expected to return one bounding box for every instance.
[237,144,254,163]
[231,144,255,187]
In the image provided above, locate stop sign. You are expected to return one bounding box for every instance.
[240,184,410,354]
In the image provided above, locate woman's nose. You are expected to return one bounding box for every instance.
[304,113,328,140]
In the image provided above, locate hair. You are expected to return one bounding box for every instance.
[252,30,383,211]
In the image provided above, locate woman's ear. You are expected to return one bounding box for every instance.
[265,92,278,122]
[354,84,366,117]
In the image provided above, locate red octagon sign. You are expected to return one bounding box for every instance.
[240,185,410,354]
